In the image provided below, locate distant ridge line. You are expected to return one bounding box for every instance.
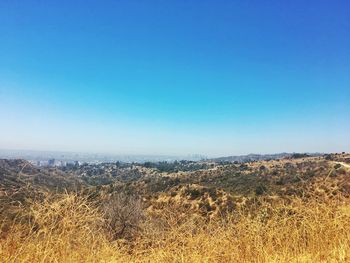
[207,152,324,163]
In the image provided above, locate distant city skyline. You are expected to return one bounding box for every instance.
[1,1,349,155]
[0,148,208,163]
[0,148,327,164]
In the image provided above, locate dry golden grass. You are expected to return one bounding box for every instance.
[1,191,350,262]
[0,193,127,262]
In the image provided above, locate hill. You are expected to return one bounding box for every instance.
[1,153,350,262]
[208,152,324,163]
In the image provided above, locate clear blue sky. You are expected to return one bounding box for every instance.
[0,0,349,156]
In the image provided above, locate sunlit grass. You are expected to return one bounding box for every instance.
[1,190,349,262]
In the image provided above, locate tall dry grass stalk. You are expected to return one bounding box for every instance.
[1,192,350,262]
[0,193,127,262]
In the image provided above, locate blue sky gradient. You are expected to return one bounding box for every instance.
[0,0,349,156]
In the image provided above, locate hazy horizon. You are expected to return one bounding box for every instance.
[0,147,333,160]
[1,1,349,155]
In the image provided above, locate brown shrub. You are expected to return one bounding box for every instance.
[102,192,144,240]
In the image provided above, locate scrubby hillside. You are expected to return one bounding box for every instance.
[1,154,350,262]
[0,159,84,223]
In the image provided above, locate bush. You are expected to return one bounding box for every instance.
[334,163,342,169]
[255,184,267,195]
[102,192,144,240]
[259,165,266,171]
[186,188,201,199]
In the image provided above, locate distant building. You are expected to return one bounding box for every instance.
[48,159,55,166]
